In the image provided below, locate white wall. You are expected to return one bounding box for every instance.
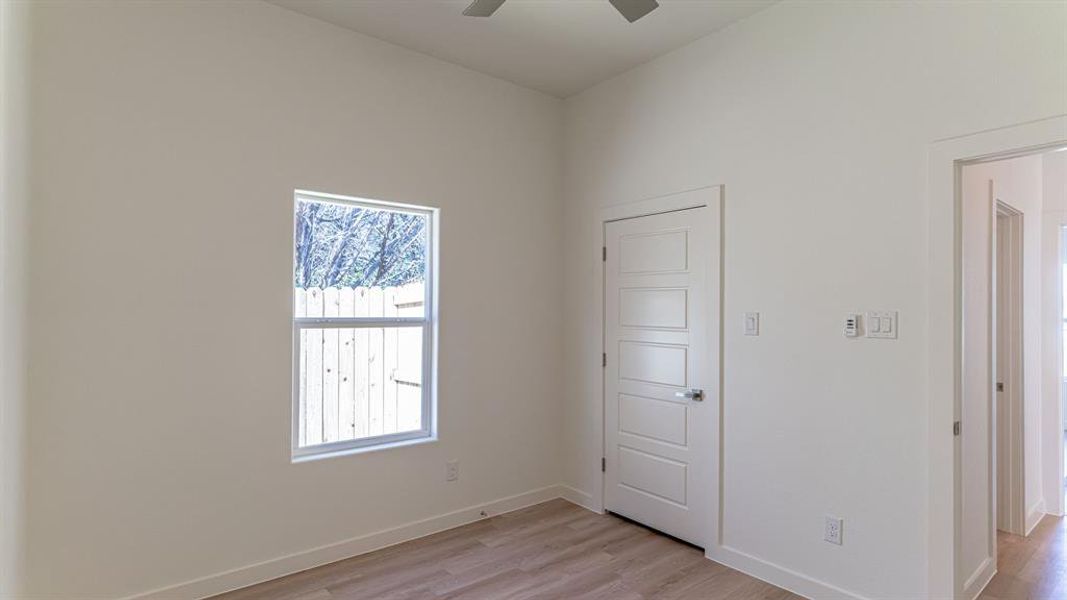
[1014,157,1047,533]
[21,1,563,597]
[562,1,1067,598]
[0,0,30,596]
[959,161,995,589]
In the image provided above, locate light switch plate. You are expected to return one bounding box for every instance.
[866,311,897,339]
[744,312,759,336]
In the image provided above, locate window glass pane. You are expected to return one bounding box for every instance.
[294,199,427,318]
[297,326,424,448]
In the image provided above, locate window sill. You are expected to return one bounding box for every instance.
[291,435,438,464]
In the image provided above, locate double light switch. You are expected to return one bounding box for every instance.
[866,311,897,339]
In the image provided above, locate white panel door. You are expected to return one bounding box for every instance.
[604,204,719,547]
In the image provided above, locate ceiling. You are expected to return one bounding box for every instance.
[267,0,776,98]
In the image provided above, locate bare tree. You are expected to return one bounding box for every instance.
[295,200,426,289]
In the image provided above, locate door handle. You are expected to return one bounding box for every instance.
[675,389,704,401]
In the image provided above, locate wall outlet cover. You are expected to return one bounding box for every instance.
[825,515,843,545]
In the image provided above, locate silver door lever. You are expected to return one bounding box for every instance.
[675,389,704,401]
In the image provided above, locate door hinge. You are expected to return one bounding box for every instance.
[601,457,606,472]
[996,382,1004,392]
[954,421,961,436]
[602,353,607,367]
[602,246,607,262]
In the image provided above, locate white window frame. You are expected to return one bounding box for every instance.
[291,189,438,462]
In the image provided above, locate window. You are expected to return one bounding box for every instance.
[292,190,436,460]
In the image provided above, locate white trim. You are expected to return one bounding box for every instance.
[705,545,871,600]
[119,485,567,600]
[993,201,1026,537]
[290,433,438,463]
[290,189,439,462]
[597,184,723,525]
[1053,217,1066,517]
[1040,213,1067,518]
[961,556,997,600]
[1025,499,1046,535]
[559,485,599,513]
[927,114,1067,599]
[295,188,434,216]
[295,317,426,327]
[117,487,874,600]
[601,185,718,223]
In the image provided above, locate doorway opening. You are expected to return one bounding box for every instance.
[955,139,1067,600]
[926,115,1065,599]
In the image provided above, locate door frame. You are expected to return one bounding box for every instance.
[1034,214,1067,523]
[926,114,1067,599]
[994,200,1025,539]
[1047,218,1067,519]
[597,184,724,548]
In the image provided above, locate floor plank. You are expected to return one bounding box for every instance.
[209,499,801,600]
[979,515,1067,600]
[210,502,1067,600]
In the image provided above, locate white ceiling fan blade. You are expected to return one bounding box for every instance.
[608,0,659,23]
[462,0,506,17]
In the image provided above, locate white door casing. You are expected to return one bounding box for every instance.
[994,202,1025,538]
[603,203,720,547]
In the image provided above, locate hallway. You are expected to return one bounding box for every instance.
[979,516,1067,599]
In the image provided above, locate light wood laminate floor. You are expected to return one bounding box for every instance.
[211,499,800,600]
[979,515,1067,600]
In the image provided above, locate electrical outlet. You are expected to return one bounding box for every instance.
[446,460,459,482]
[824,516,843,545]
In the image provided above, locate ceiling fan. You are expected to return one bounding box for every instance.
[463,0,659,23]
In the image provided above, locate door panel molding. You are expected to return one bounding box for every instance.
[600,185,722,550]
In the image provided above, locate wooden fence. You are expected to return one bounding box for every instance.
[295,283,424,447]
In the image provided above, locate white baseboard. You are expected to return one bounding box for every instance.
[559,485,598,513]
[963,556,996,600]
[705,544,872,600]
[122,486,904,600]
[1025,499,1046,535]
[122,484,566,600]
